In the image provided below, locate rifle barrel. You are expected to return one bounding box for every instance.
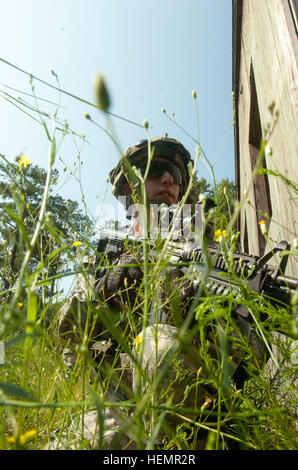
[275,275,298,291]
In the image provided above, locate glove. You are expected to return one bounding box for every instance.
[160,267,195,325]
[97,251,143,308]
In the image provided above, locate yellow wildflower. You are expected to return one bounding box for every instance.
[17,302,23,307]
[20,429,36,444]
[215,229,227,243]
[6,429,36,446]
[18,155,31,168]
[133,335,142,346]
[258,220,267,235]
[72,241,82,247]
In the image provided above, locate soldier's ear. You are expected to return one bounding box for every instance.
[121,183,132,196]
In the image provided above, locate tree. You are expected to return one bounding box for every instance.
[189,174,236,231]
[0,155,94,302]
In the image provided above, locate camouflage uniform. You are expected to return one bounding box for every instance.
[55,137,266,449]
[56,240,266,450]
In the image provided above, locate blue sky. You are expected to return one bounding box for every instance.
[0,0,234,225]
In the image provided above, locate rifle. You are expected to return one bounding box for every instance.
[97,229,297,313]
[96,229,297,387]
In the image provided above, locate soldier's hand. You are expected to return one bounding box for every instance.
[161,268,195,324]
[97,251,143,308]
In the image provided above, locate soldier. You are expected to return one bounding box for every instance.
[57,137,266,450]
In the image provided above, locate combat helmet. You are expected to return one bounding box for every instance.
[109,137,193,203]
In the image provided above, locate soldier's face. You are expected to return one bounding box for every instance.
[143,157,180,205]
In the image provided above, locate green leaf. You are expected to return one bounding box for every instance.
[256,168,298,193]
[3,206,30,245]
[26,292,37,334]
[0,381,37,402]
[4,332,35,350]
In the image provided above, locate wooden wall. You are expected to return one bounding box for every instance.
[233,0,298,277]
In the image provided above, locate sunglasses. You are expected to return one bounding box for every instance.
[139,161,182,185]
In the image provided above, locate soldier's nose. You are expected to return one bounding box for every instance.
[160,170,174,185]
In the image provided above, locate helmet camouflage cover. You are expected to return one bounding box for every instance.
[109,137,193,201]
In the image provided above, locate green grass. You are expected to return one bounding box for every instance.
[0,71,297,451]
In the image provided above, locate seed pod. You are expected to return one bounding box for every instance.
[94,74,111,111]
[265,144,273,157]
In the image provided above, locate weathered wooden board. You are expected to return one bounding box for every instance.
[234,0,298,277]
